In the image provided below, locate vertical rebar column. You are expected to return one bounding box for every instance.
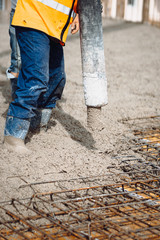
[79,0,108,130]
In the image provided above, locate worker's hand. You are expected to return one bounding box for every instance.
[71,14,79,34]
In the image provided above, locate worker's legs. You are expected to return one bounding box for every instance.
[30,39,66,130]
[7,27,51,119]
[6,9,21,100]
[4,27,50,151]
[34,39,66,130]
[4,27,66,151]
[37,40,66,109]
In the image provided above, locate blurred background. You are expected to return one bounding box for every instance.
[0,0,160,27]
[101,0,160,27]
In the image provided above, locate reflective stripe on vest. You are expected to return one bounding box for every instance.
[12,0,77,43]
[36,0,75,18]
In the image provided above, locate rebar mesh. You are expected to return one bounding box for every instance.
[133,127,160,164]
[1,116,160,239]
[117,155,160,179]
[122,115,160,165]
[0,170,160,240]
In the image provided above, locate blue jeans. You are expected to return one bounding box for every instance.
[7,27,66,119]
[8,9,21,74]
[6,9,21,99]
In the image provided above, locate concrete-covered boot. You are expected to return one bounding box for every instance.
[40,108,52,131]
[4,116,31,154]
[3,136,31,154]
[30,108,52,132]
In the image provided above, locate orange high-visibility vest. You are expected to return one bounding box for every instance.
[12,0,78,44]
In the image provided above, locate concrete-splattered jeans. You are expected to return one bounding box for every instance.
[4,27,66,139]
[7,27,66,119]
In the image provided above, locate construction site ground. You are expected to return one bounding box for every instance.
[0,13,160,207]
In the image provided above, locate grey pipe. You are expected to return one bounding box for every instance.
[78,0,108,130]
[78,0,108,108]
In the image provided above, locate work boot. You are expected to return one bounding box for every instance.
[3,136,31,154]
[30,108,52,132]
[40,108,52,131]
[4,116,30,153]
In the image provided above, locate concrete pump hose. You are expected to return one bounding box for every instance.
[79,0,108,130]
[79,0,108,108]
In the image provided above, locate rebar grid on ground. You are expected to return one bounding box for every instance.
[0,171,160,240]
[133,127,160,164]
[1,116,160,239]
[122,115,160,165]
[117,155,160,180]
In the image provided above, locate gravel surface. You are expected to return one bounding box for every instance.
[0,16,160,202]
